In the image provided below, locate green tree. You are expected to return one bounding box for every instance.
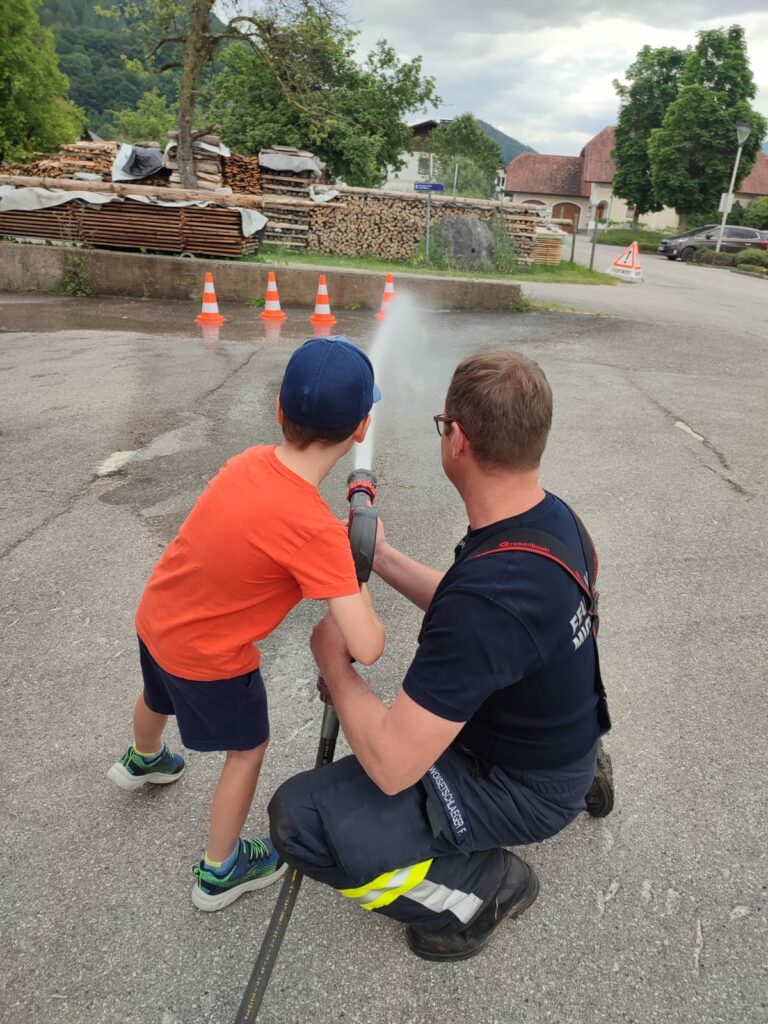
[743,196,768,229]
[612,46,687,227]
[649,26,767,229]
[113,89,177,143]
[430,114,503,198]
[208,16,437,187]
[0,0,84,161]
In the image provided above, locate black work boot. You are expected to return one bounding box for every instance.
[405,850,539,963]
[585,740,614,818]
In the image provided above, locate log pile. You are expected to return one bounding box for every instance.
[2,142,119,180]
[308,190,541,265]
[165,133,225,191]
[223,154,262,194]
[0,199,259,258]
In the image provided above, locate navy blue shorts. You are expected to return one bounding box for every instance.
[138,637,269,752]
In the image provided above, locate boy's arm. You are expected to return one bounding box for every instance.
[326,584,385,665]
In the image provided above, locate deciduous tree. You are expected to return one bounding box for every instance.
[208,13,437,187]
[612,46,687,228]
[430,114,502,199]
[649,26,767,229]
[0,0,83,162]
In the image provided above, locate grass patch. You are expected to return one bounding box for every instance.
[247,246,616,285]
[596,227,666,253]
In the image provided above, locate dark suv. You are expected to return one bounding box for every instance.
[658,225,768,261]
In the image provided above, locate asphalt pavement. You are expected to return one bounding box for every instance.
[1,268,767,1024]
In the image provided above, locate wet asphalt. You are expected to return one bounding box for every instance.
[1,282,767,1024]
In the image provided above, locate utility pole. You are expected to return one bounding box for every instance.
[715,122,751,254]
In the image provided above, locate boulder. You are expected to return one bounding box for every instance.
[436,215,495,268]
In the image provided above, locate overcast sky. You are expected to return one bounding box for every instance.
[345,2,768,154]
[227,3,768,155]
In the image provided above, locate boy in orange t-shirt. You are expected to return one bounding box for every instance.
[108,336,385,911]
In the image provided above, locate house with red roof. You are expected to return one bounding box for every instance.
[505,126,768,233]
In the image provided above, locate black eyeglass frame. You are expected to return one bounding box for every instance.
[433,413,465,437]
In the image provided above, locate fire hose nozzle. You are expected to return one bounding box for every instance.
[346,469,377,506]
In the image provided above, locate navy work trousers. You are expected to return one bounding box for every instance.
[269,741,597,933]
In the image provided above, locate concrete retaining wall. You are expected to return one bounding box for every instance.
[0,241,522,312]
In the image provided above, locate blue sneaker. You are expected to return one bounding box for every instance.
[192,837,287,912]
[107,743,185,791]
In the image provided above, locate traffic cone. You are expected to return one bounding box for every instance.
[195,272,225,325]
[375,273,395,321]
[309,274,336,325]
[260,271,287,321]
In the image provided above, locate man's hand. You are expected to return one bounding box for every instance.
[311,613,352,681]
[372,516,390,576]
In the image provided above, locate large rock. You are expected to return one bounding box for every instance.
[436,215,495,268]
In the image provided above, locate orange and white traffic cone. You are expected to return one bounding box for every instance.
[195,272,225,325]
[309,274,337,326]
[260,271,287,321]
[375,273,395,321]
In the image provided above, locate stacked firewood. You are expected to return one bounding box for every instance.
[222,154,262,194]
[307,190,541,265]
[3,142,118,180]
[165,132,225,191]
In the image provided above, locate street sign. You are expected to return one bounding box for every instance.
[414,182,445,192]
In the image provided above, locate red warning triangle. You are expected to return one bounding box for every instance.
[612,242,641,269]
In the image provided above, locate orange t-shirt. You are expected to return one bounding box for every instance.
[135,445,358,680]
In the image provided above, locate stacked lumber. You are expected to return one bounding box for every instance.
[165,133,225,190]
[307,190,541,265]
[223,154,262,194]
[532,232,565,265]
[0,199,259,257]
[262,203,309,248]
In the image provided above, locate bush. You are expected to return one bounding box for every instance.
[743,196,768,230]
[694,249,736,267]
[735,248,768,268]
[736,265,768,277]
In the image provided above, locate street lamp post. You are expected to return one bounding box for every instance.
[715,121,751,254]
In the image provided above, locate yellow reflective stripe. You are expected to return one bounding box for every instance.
[340,867,403,901]
[340,860,434,911]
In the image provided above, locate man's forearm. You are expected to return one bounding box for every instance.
[374,543,444,612]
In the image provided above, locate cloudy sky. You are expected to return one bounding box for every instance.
[345,2,768,154]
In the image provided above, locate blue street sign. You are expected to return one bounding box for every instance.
[414,182,445,192]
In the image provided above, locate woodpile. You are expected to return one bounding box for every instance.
[2,142,119,180]
[165,132,225,191]
[223,154,262,195]
[308,190,541,265]
[0,199,259,258]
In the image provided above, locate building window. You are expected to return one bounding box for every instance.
[417,153,431,176]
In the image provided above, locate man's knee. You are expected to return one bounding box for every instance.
[268,774,301,859]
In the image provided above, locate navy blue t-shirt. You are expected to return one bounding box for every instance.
[402,493,601,769]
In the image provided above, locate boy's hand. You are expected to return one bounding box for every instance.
[311,614,351,680]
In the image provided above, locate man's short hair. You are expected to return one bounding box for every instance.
[445,351,552,470]
[281,416,360,450]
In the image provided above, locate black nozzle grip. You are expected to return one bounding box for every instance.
[348,505,377,584]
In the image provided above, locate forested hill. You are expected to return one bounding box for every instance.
[39,0,223,138]
[476,120,536,163]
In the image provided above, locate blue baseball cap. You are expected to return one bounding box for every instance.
[279,336,381,430]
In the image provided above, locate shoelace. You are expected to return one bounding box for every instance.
[243,837,271,862]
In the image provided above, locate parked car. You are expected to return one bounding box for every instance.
[658,225,768,261]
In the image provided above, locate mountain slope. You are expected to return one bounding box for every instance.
[476,119,535,164]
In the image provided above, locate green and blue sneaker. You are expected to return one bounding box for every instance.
[192,837,287,912]
[107,743,185,791]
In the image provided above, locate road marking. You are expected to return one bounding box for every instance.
[675,420,704,442]
[95,450,137,476]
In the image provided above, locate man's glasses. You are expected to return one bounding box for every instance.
[433,413,463,437]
